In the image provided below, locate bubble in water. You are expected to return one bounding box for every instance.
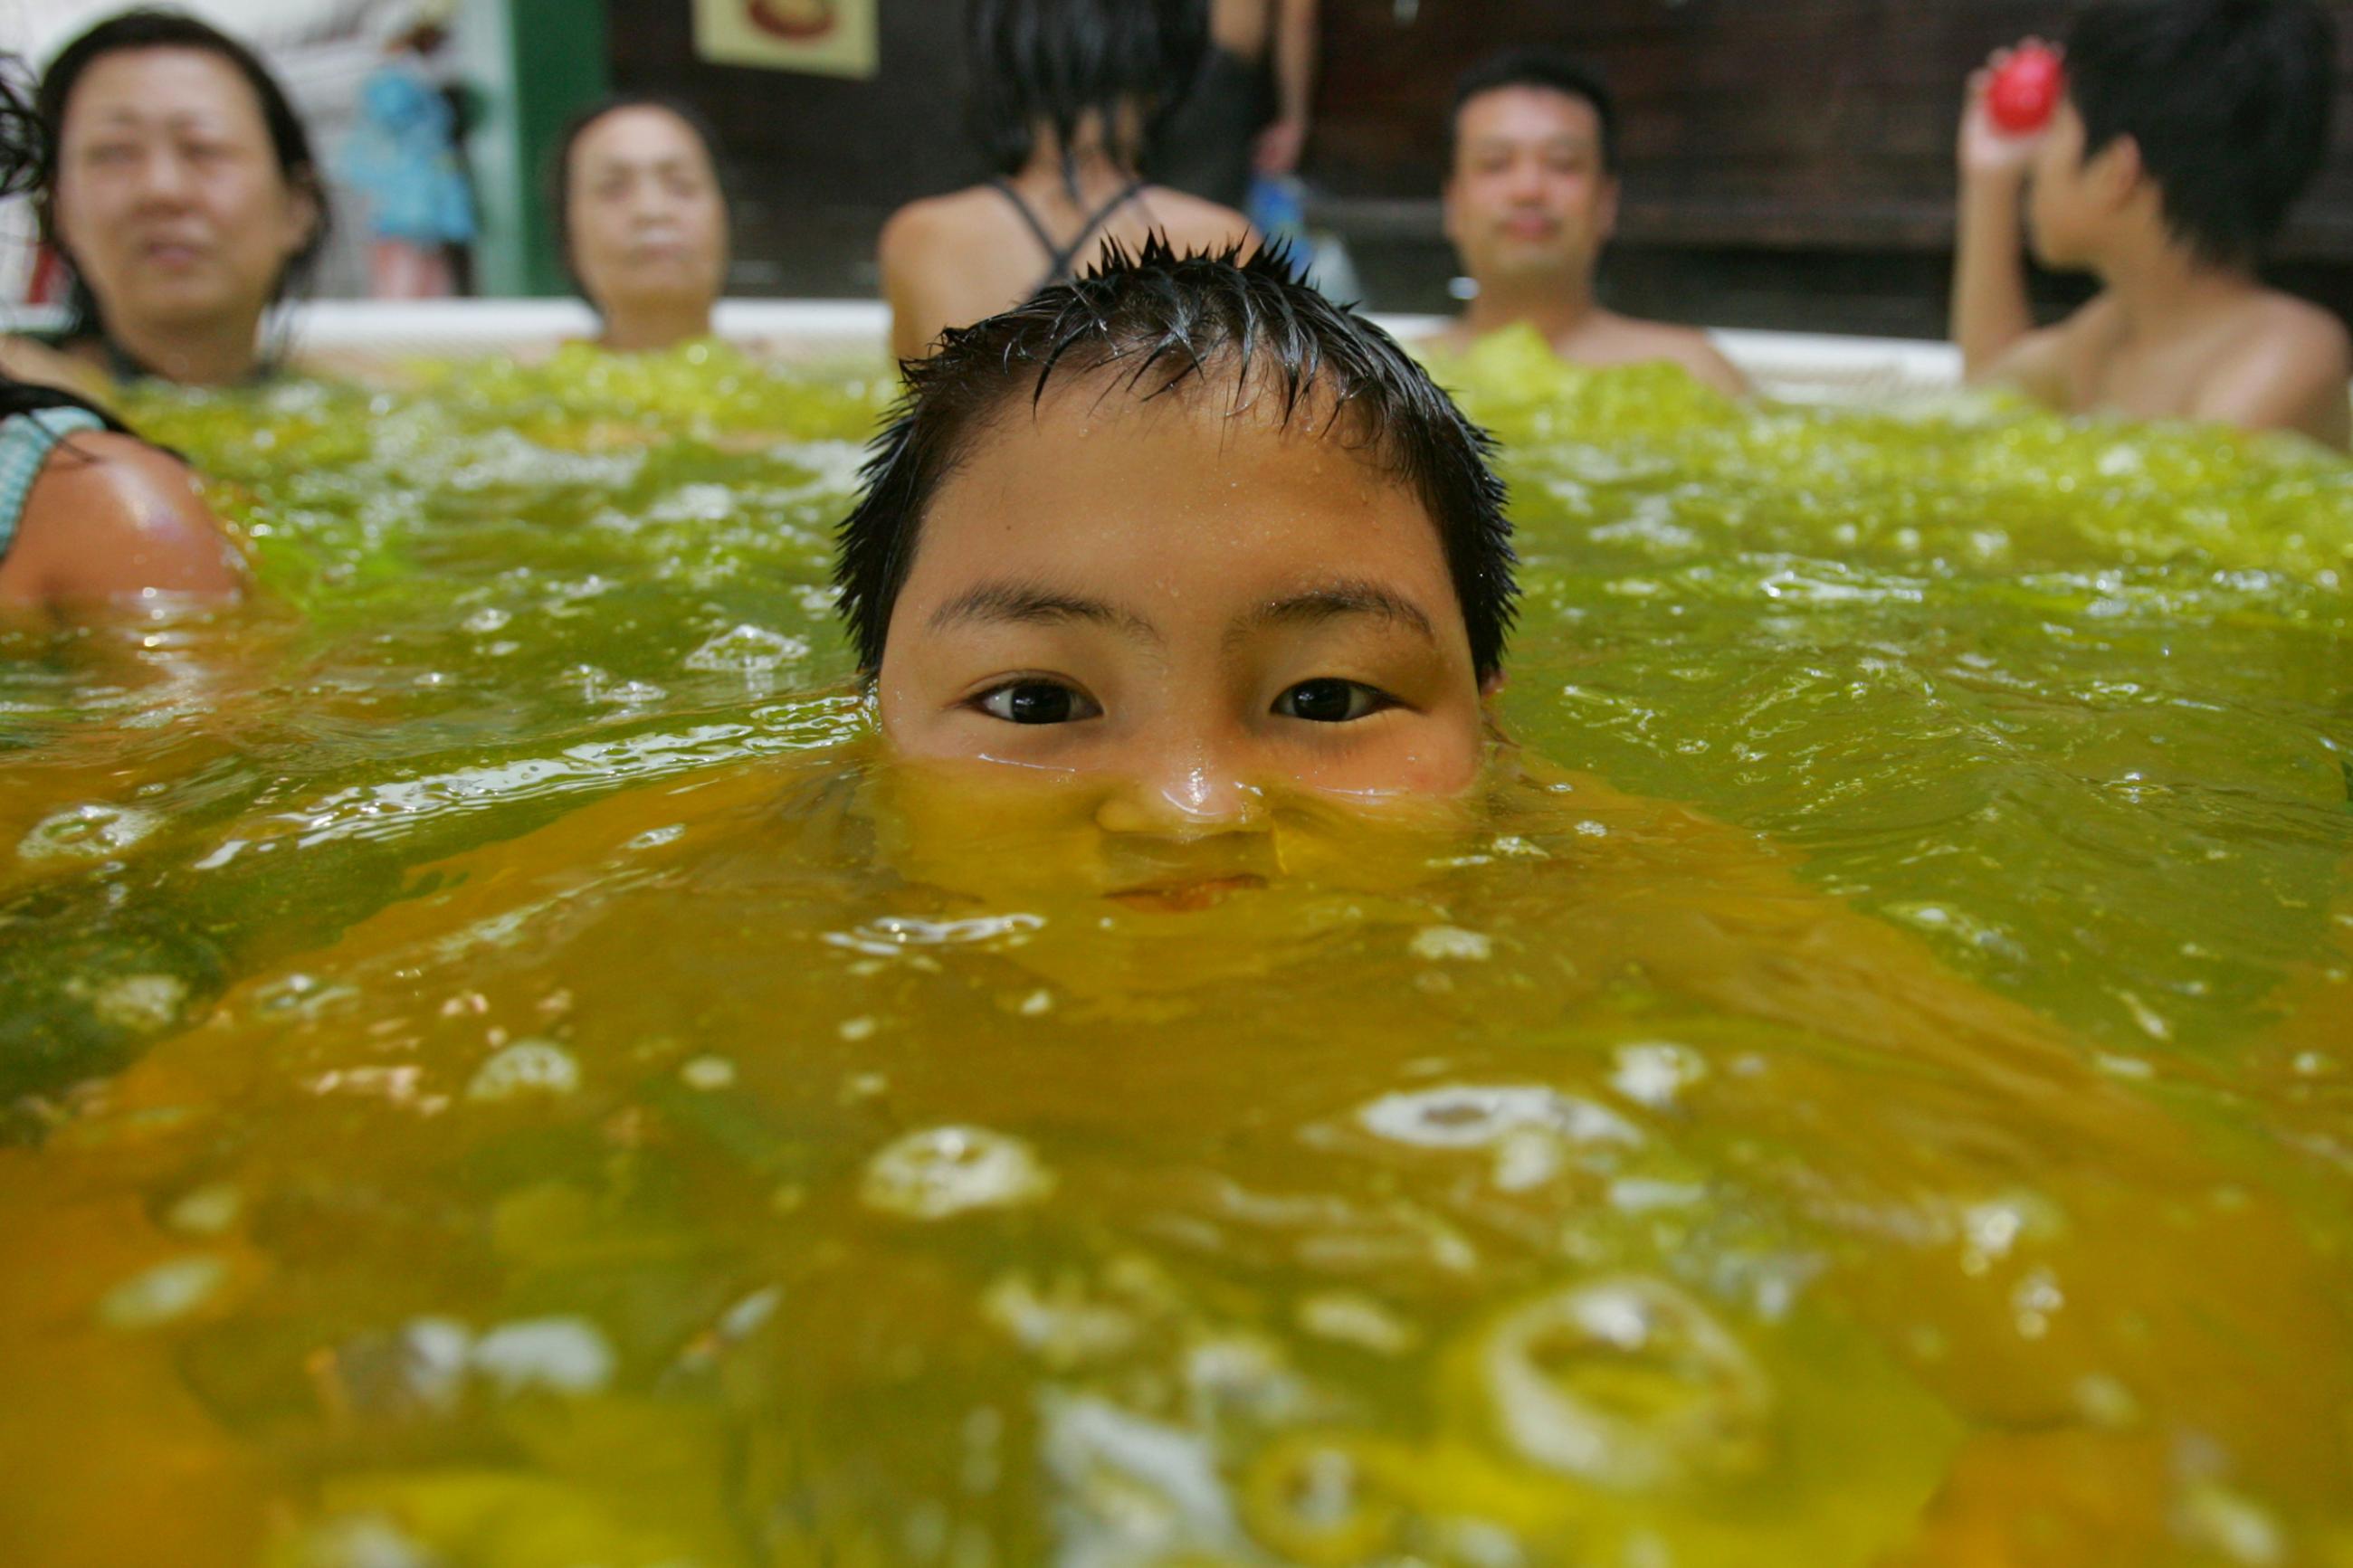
[679,1054,737,1090]
[861,1126,1054,1221]
[1479,1276,1773,1491]
[464,1040,581,1103]
[1241,1433,1405,1565]
[1608,1042,1706,1110]
[1042,1394,1242,1563]
[470,1316,614,1397]
[98,1255,228,1330]
[1358,1085,1640,1151]
[684,623,811,685]
[1295,1291,1420,1356]
[166,1182,243,1237]
[18,803,161,863]
[286,1515,439,1568]
[78,972,190,1034]
[1410,926,1494,963]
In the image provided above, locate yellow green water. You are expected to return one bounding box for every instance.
[3,333,2351,1567]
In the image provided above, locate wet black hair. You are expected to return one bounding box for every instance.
[2065,0,2336,265]
[0,59,126,432]
[548,94,732,300]
[36,9,330,356]
[1449,49,1620,175]
[966,0,1207,178]
[835,240,1517,680]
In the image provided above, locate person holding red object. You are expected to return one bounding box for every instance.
[1951,1,2350,449]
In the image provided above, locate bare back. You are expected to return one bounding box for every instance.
[881,178,1255,363]
[1992,286,2353,451]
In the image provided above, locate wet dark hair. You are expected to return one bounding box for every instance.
[835,240,1517,679]
[1450,49,1619,175]
[548,94,732,300]
[36,9,329,355]
[966,0,1207,178]
[2065,0,2335,265]
[0,60,126,431]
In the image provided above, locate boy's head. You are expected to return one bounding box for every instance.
[836,242,1515,840]
[2031,0,2335,269]
[1444,51,1620,293]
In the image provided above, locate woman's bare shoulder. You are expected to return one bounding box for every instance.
[1137,187,1258,253]
[1,432,246,606]
[0,336,113,404]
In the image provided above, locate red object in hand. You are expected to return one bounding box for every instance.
[1986,44,2065,134]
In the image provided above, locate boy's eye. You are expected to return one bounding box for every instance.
[976,681,1100,725]
[1274,679,1390,724]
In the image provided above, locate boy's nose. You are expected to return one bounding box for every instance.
[1092,742,1269,839]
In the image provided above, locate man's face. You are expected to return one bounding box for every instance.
[871,375,1492,913]
[1443,86,1618,292]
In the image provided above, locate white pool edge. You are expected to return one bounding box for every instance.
[3,299,1967,402]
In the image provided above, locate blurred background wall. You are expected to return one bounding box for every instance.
[608,0,2353,337]
[10,0,2353,337]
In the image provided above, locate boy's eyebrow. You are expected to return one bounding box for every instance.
[928,581,1161,643]
[1232,581,1438,645]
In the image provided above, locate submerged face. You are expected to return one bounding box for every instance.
[51,47,317,340]
[1444,86,1618,293]
[872,374,1492,910]
[566,106,730,336]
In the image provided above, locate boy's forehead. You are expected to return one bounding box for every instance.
[916,366,1446,575]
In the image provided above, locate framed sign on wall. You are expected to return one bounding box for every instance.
[692,0,879,79]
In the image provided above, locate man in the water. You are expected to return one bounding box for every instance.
[1952,0,2350,448]
[1423,50,1748,395]
[840,238,1512,912]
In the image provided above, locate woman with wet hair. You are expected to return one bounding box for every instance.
[878,0,1254,364]
[551,96,732,353]
[0,65,244,613]
[22,9,328,389]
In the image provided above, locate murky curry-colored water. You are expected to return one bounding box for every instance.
[3,334,2350,1567]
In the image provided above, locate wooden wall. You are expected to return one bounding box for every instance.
[607,0,2353,337]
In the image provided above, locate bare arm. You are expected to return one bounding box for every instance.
[1950,52,2045,380]
[0,432,245,610]
[878,205,947,366]
[1255,0,1319,176]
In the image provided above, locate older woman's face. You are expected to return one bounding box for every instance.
[566,107,730,330]
[52,47,317,337]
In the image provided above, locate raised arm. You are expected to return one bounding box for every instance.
[1951,48,2048,381]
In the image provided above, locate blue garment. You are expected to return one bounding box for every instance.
[0,406,106,564]
[338,57,476,245]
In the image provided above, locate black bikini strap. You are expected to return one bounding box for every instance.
[988,178,1061,264]
[991,176,1148,288]
[1054,178,1146,280]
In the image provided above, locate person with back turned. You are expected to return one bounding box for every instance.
[1952,0,2350,448]
[878,0,1253,365]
